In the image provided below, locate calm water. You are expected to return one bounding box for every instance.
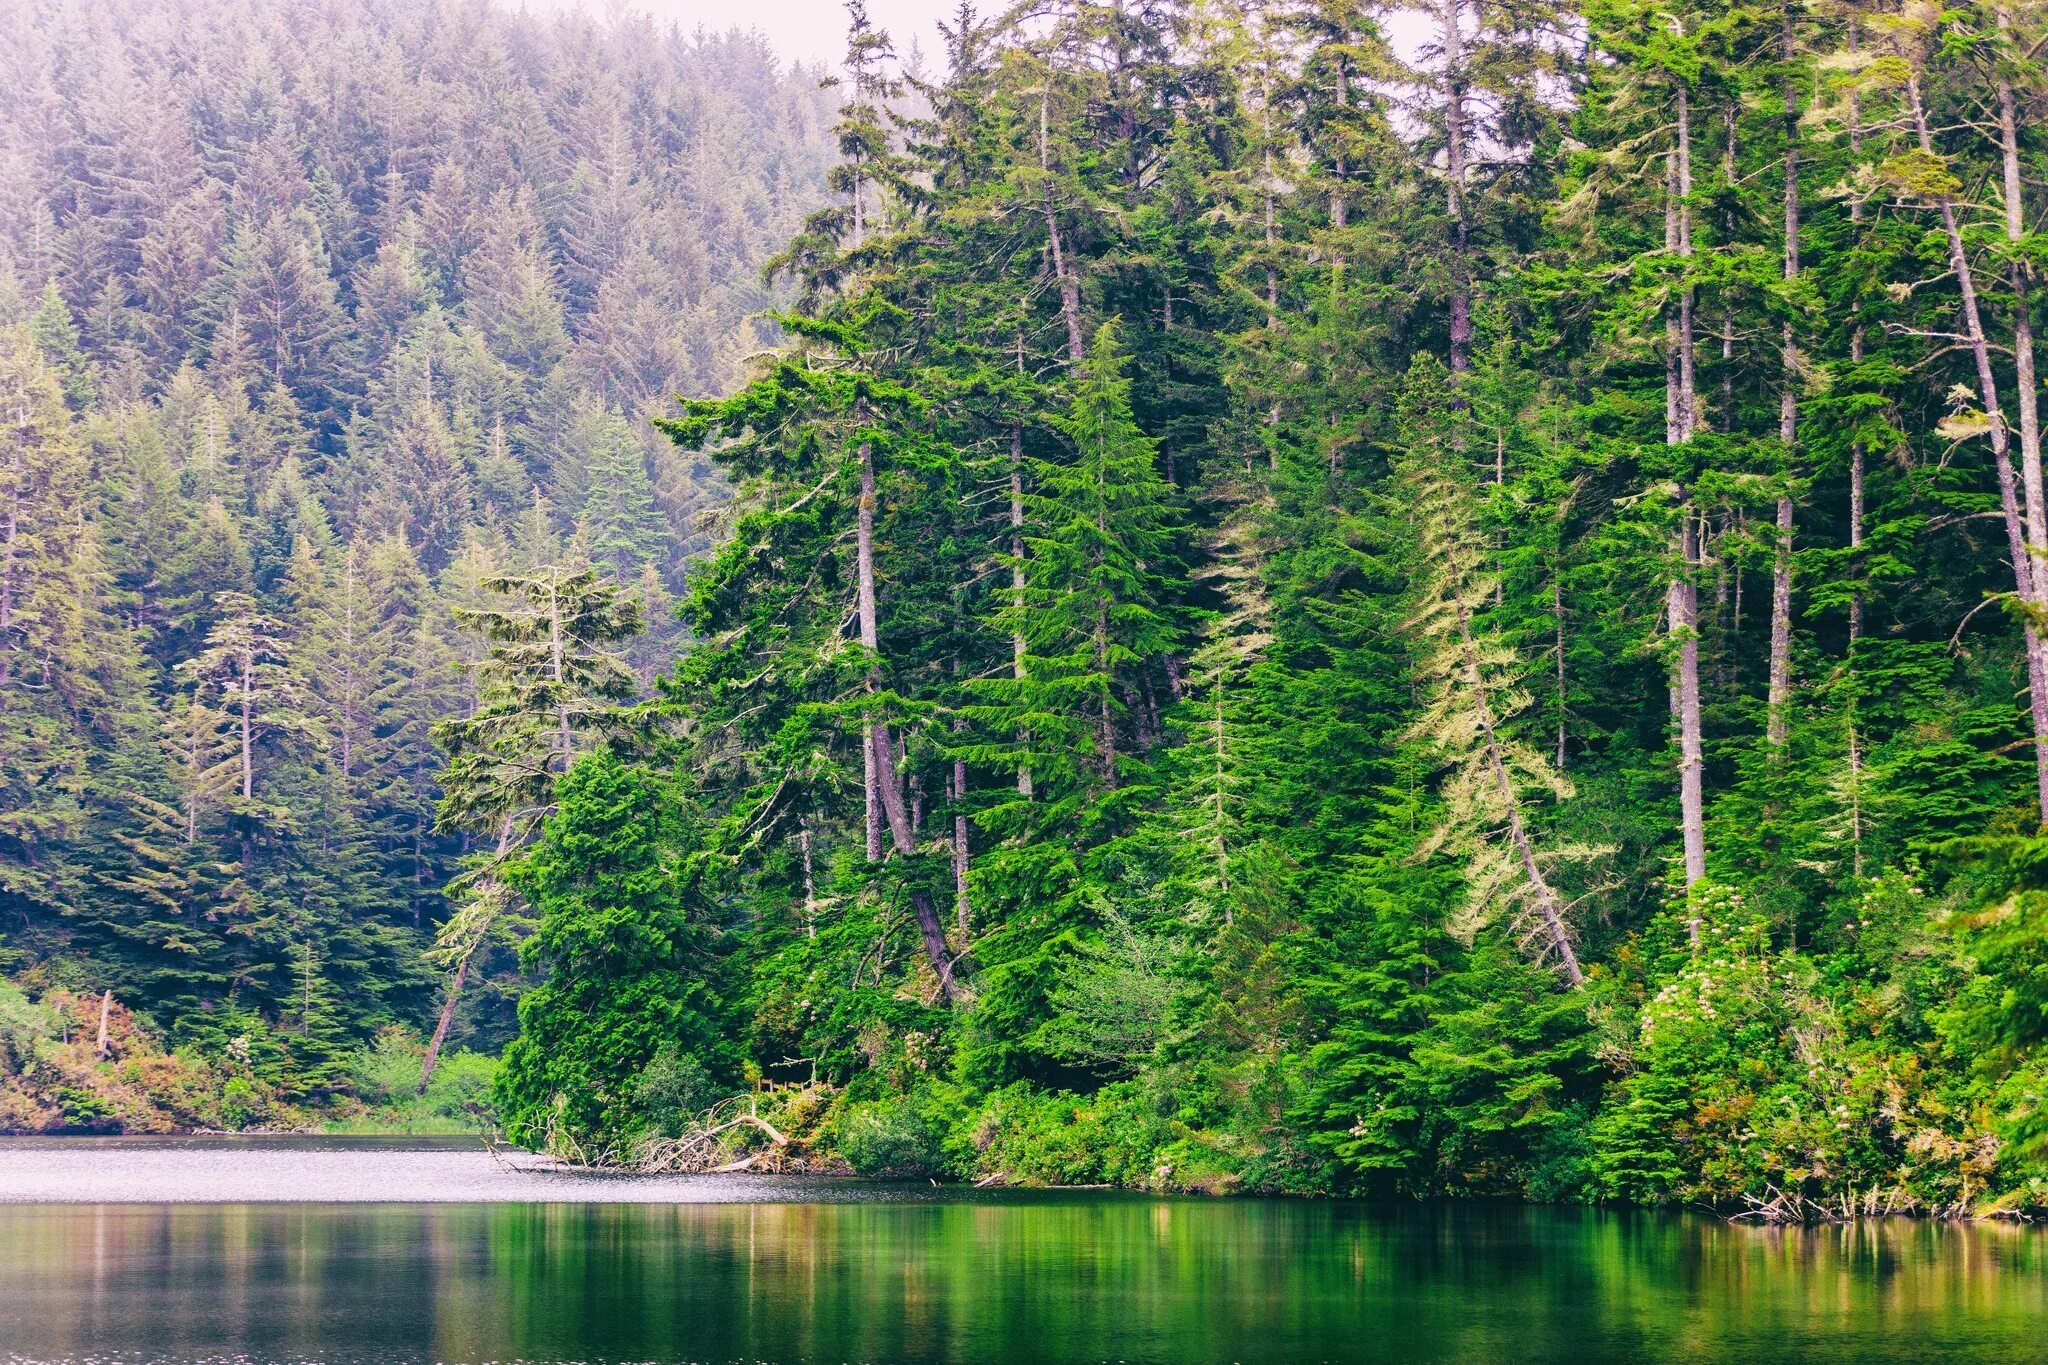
[0,1139,2044,1363]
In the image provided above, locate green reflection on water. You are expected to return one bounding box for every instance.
[0,1199,2043,1363]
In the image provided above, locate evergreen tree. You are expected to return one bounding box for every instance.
[421,567,646,1086]
[494,751,734,1153]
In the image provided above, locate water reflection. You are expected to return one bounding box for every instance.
[0,1199,2042,1362]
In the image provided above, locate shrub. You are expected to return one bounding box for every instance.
[0,981,56,1074]
[838,1098,944,1178]
[351,1027,426,1107]
[423,1051,498,1127]
[636,1046,724,1138]
[219,1076,259,1131]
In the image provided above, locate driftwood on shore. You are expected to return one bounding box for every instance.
[639,1108,793,1174]
[1724,1182,2021,1225]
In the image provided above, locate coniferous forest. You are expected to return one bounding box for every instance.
[6,0,2048,1219]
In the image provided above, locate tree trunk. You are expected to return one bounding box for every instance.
[420,815,515,1092]
[872,728,963,1002]
[858,439,884,860]
[950,742,970,934]
[1095,569,1117,791]
[339,551,357,783]
[799,816,817,939]
[850,430,962,1000]
[1997,18,2048,822]
[1439,0,1473,373]
[1906,69,2048,821]
[1719,105,1736,433]
[1262,67,1279,324]
[0,430,17,689]
[1846,44,1866,869]
[1669,79,1708,902]
[417,951,469,1094]
[1767,45,1799,751]
[548,580,571,773]
[239,650,255,801]
[1331,65,1350,232]
[1554,573,1569,769]
[1211,670,1233,926]
[1040,89,1086,366]
[96,989,113,1060]
[1010,424,1032,798]
[1674,514,1707,894]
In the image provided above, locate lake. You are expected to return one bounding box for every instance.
[0,1138,2043,1362]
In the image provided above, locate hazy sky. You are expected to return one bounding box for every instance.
[544,0,1433,81]
[542,0,964,68]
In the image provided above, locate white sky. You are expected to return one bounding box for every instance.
[533,0,962,69]
[544,0,1433,73]
[535,0,1432,81]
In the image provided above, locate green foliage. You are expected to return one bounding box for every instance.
[7,0,2048,1226]
[493,752,734,1153]
[218,1076,258,1131]
[838,1096,947,1179]
[636,1046,727,1139]
[0,0,838,1118]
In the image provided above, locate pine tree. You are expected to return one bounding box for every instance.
[173,591,324,827]
[421,566,646,1086]
[578,412,670,579]
[1398,360,1592,984]
[0,329,106,939]
[493,750,733,1153]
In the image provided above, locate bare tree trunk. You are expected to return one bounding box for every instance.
[420,815,514,1092]
[96,990,113,1060]
[1327,63,1343,245]
[1719,105,1736,433]
[239,650,255,801]
[1010,424,1033,798]
[850,430,963,1000]
[1096,594,1118,791]
[339,549,358,783]
[1262,67,1279,323]
[1906,69,2048,821]
[1669,79,1708,904]
[1212,673,1231,925]
[418,952,469,1093]
[858,439,884,861]
[548,581,571,773]
[1554,573,1569,769]
[950,740,970,934]
[1848,48,1866,658]
[1439,0,1473,373]
[872,733,963,1002]
[799,816,817,939]
[1846,274,1867,880]
[1767,41,1799,751]
[1041,89,1086,365]
[1674,516,1707,894]
[1676,87,1700,439]
[1998,16,2048,822]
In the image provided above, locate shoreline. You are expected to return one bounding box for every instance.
[0,1134,2033,1223]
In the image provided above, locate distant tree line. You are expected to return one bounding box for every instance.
[0,0,837,1089]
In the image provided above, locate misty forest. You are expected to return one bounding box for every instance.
[4,0,2048,1219]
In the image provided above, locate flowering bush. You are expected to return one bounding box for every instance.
[1592,876,2013,1215]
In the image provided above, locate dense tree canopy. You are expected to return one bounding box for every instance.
[5,0,2048,1216]
[0,0,835,1073]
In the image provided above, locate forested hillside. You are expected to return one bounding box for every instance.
[0,0,837,1115]
[6,0,2048,1216]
